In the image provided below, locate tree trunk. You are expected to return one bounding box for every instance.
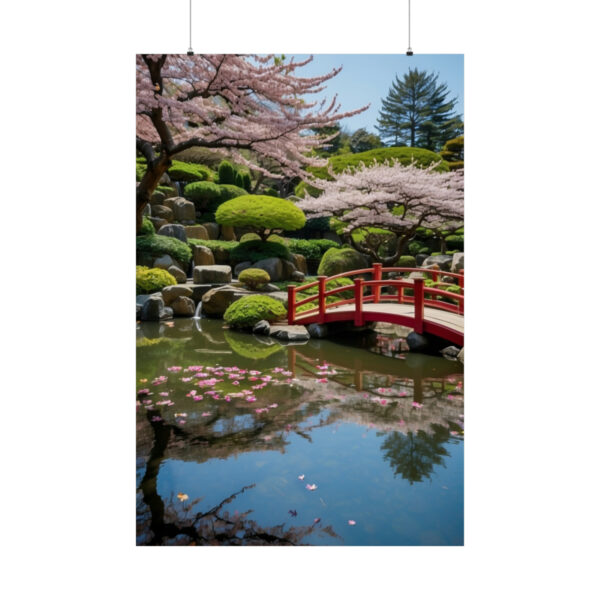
[136,156,171,233]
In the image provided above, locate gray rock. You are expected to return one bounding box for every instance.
[167,265,187,283]
[201,285,253,316]
[269,325,310,342]
[153,254,175,270]
[192,245,215,266]
[252,320,271,336]
[157,223,188,243]
[457,347,464,363]
[282,260,297,280]
[253,257,283,282]
[172,198,196,223]
[142,204,151,217]
[152,205,173,221]
[171,295,196,317]
[291,270,305,282]
[140,296,165,321]
[415,253,428,267]
[423,254,453,271]
[136,304,142,320]
[234,261,253,277]
[441,275,455,284]
[136,293,161,306]
[307,323,329,339]
[161,285,193,305]
[262,283,281,293]
[451,252,464,273]
[265,291,288,307]
[406,332,430,352]
[160,306,174,320]
[441,345,461,359]
[193,265,232,284]
[150,190,166,206]
[202,222,220,240]
[185,224,209,240]
[187,284,212,304]
[148,216,168,231]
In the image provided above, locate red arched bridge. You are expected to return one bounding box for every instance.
[287,264,464,346]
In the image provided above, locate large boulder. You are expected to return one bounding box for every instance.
[282,260,297,280]
[140,296,170,321]
[307,323,329,339]
[161,285,193,306]
[422,254,453,272]
[167,265,187,283]
[185,224,209,240]
[269,325,310,342]
[171,295,196,317]
[253,257,283,282]
[451,252,464,273]
[150,190,166,206]
[234,261,252,277]
[406,331,430,352]
[291,271,305,282]
[201,285,253,316]
[187,284,212,304]
[252,320,271,336]
[193,265,232,284]
[172,197,196,223]
[157,223,187,243]
[202,222,220,240]
[291,253,308,275]
[317,247,369,277]
[192,245,215,266]
[152,205,173,222]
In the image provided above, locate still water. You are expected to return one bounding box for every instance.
[136,317,464,545]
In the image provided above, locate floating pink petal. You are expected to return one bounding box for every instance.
[298,474,305,480]
[306,484,317,491]
[313,518,321,524]
[348,520,356,526]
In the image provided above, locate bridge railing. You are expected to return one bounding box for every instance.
[287,263,464,326]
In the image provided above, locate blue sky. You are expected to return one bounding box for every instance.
[294,54,464,134]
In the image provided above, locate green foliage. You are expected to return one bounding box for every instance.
[293,180,324,199]
[168,160,214,182]
[217,160,236,185]
[396,255,417,268]
[239,233,261,243]
[136,234,192,265]
[218,184,247,201]
[317,247,368,277]
[238,268,271,290]
[349,128,383,153]
[136,163,147,182]
[156,185,176,197]
[263,187,279,197]
[184,181,222,205]
[188,239,238,252]
[234,172,245,189]
[445,234,464,251]
[230,240,292,264]
[215,195,306,234]
[440,136,464,171]
[136,266,177,294]
[408,241,431,256]
[139,216,155,236]
[287,238,340,261]
[241,172,252,192]
[223,295,286,329]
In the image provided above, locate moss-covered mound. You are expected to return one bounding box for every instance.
[136,234,192,266]
[238,268,271,290]
[138,216,155,236]
[136,266,177,294]
[168,160,214,182]
[317,247,369,277]
[223,295,287,329]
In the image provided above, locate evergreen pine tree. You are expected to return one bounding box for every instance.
[376,68,462,151]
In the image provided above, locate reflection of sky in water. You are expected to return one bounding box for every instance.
[136,317,463,545]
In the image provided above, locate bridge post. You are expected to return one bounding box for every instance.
[287,285,296,324]
[318,276,327,324]
[373,263,382,303]
[413,276,424,333]
[458,269,464,314]
[354,278,364,326]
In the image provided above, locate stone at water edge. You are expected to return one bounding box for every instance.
[252,320,271,336]
[192,245,215,266]
[157,223,188,243]
[200,285,253,316]
[441,345,461,359]
[160,306,174,320]
[234,261,252,277]
[406,331,430,352]
[457,347,464,363]
[307,323,329,339]
[187,284,212,304]
[269,325,310,342]
[161,285,193,306]
[171,295,196,317]
[167,265,187,284]
[193,265,232,284]
[140,296,165,321]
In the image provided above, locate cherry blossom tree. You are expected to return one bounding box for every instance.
[296,160,464,266]
[136,54,367,231]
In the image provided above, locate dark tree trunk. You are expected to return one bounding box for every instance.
[136,156,171,233]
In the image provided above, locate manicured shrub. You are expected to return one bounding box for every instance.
[239,233,261,243]
[239,233,287,244]
[439,136,464,171]
[139,216,155,236]
[218,184,247,201]
[230,240,292,264]
[156,185,176,197]
[136,266,177,294]
[183,181,222,207]
[396,255,417,268]
[188,239,238,252]
[234,171,245,189]
[241,172,252,192]
[287,238,340,260]
[218,160,236,185]
[224,295,286,329]
[317,247,369,277]
[168,160,213,182]
[136,234,192,265]
[263,187,279,197]
[216,195,306,239]
[238,268,271,290]
[445,234,464,251]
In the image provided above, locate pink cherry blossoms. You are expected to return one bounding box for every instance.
[296,160,464,265]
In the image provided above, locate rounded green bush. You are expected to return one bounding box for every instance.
[168,160,213,182]
[136,266,177,294]
[241,172,252,192]
[239,232,261,243]
[218,160,236,185]
[238,268,271,290]
[215,195,306,236]
[396,255,417,268]
[230,240,291,264]
[139,216,155,236]
[184,181,222,206]
[287,238,340,261]
[218,184,247,201]
[263,187,279,197]
[317,247,369,277]
[224,295,287,329]
[136,234,192,265]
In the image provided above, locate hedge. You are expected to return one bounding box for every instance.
[136,234,192,265]
[223,295,287,329]
[168,160,214,182]
[287,238,340,260]
[230,240,292,264]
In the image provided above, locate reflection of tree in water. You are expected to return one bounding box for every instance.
[378,424,452,485]
[137,414,340,545]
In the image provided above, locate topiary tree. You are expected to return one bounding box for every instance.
[184,181,222,208]
[439,135,464,171]
[223,295,287,329]
[216,195,306,241]
[317,247,369,277]
[218,160,236,185]
[238,268,271,290]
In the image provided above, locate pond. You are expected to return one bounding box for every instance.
[136,317,464,546]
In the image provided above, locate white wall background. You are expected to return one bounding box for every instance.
[1,0,598,598]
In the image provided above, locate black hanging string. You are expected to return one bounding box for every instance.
[407,0,414,55]
[187,0,194,55]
